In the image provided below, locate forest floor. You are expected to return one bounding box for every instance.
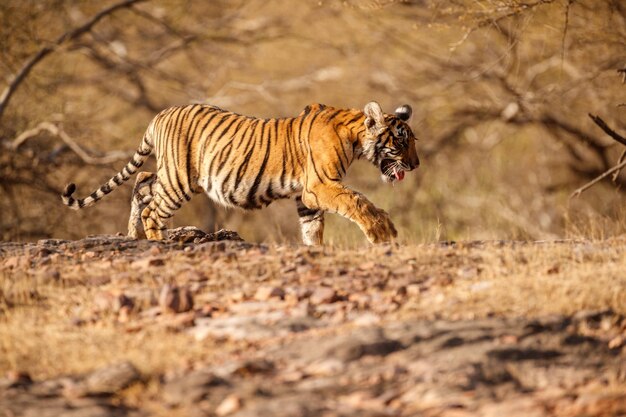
[1,230,625,417]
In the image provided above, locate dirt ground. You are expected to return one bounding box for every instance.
[1,230,625,417]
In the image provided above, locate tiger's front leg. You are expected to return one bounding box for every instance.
[295,196,325,245]
[302,182,397,244]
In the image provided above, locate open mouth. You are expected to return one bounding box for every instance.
[380,159,405,183]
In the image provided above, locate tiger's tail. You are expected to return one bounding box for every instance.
[62,132,153,210]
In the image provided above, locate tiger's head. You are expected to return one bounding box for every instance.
[362,101,420,183]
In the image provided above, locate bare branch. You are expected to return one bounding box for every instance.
[612,149,626,181]
[10,122,131,165]
[570,159,626,198]
[0,0,145,121]
[588,113,626,147]
[560,0,574,67]
[449,0,557,51]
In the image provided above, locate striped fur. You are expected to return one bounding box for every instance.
[62,101,420,244]
[127,172,159,239]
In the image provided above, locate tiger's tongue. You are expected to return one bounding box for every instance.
[394,168,405,181]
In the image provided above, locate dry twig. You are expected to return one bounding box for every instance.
[612,149,626,182]
[11,122,131,165]
[570,115,626,197]
[570,159,626,199]
[588,113,626,147]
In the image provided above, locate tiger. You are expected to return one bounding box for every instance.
[62,101,420,245]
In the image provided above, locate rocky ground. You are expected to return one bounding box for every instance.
[1,229,625,417]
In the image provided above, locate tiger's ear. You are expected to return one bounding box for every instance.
[395,104,412,122]
[364,101,385,133]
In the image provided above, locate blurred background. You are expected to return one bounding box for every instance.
[1,0,625,244]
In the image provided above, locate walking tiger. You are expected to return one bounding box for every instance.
[62,101,420,244]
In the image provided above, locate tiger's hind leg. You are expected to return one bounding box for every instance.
[128,172,157,239]
[141,179,187,241]
[295,195,325,245]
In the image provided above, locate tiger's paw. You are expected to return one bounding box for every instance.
[364,210,397,244]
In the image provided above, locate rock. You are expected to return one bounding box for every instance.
[210,229,244,242]
[191,316,280,342]
[131,256,165,269]
[608,335,625,349]
[351,313,382,327]
[215,394,242,416]
[324,329,404,362]
[161,311,196,330]
[72,362,141,396]
[165,226,244,243]
[86,275,110,286]
[479,396,545,417]
[4,370,32,388]
[561,391,626,417]
[148,245,162,256]
[159,284,194,314]
[229,359,275,377]
[93,292,134,313]
[406,283,421,296]
[162,370,228,406]
[309,287,337,305]
[305,358,346,376]
[166,226,208,243]
[229,301,274,315]
[254,286,285,301]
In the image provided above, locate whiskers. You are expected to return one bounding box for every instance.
[382,160,409,178]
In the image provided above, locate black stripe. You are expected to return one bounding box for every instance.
[196,109,222,168]
[183,105,206,189]
[157,187,182,209]
[220,170,232,205]
[297,110,309,143]
[304,112,323,182]
[204,114,231,148]
[245,120,271,208]
[320,164,340,182]
[280,145,287,190]
[198,113,230,171]
[326,109,342,121]
[285,118,298,176]
[210,116,245,177]
[173,107,194,199]
[235,118,255,151]
[336,126,351,162]
[334,146,346,174]
[226,191,238,206]
[164,107,187,202]
[306,111,321,141]
[345,113,363,126]
[297,205,319,218]
[233,119,262,190]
